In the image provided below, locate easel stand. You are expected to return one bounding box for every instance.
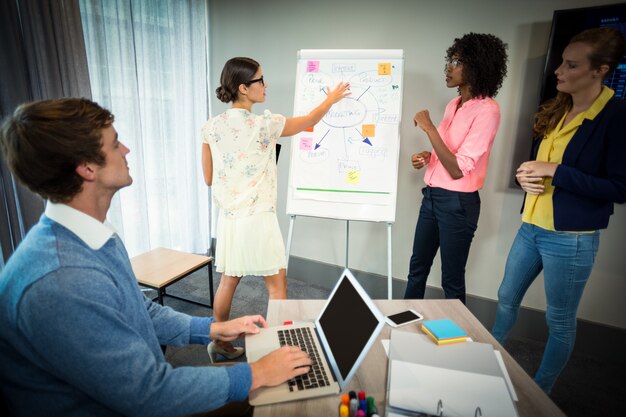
[286,215,394,299]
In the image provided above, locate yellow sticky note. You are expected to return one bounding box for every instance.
[362,124,375,137]
[378,63,391,75]
[346,170,360,185]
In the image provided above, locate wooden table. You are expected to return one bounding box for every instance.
[130,247,214,308]
[252,299,564,417]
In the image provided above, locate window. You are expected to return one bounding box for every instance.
[80,0,211,256]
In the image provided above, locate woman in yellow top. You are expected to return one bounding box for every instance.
[492,27,626,394]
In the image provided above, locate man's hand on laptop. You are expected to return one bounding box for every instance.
[249,346,311,391]
[210,315,268,342]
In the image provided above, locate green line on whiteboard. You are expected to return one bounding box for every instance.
[296,187,390,195]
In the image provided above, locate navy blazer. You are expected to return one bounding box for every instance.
[526,96,626,231]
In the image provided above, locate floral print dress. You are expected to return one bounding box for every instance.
[201,108,287,276]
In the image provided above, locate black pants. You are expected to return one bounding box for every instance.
[404,186,480,304]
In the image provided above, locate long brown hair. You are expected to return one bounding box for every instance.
[533,27,625,138]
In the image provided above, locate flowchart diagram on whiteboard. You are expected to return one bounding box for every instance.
[287,49,404,222]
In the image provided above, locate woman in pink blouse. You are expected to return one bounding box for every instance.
[201,57,349,361]
[404,33,508,304]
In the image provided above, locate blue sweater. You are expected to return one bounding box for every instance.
[0,215,251,416]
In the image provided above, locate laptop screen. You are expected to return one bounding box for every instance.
[317,272,383,381]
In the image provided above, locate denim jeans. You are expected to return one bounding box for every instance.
[404,186,480,304]
[492,222,599,394]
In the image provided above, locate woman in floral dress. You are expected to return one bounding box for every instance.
[201,57,349,361]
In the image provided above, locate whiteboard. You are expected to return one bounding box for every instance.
[286,49,404,222]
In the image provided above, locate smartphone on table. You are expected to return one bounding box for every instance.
[385,309,424,327]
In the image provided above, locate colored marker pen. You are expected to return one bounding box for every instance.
[367,396,379,417]
[349,398,358,417]
[359,398,368,412]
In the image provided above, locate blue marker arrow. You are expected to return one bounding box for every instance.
[314,129,331,150]
[362,138,372,146]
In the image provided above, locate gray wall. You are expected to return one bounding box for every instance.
[209,0,626,330]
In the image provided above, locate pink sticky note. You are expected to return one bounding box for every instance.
[300,137,313,150]
[307,60,320,73]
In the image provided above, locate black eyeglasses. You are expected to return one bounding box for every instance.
[246,76,265,86]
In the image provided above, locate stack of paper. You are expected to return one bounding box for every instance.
[421,318,467,345]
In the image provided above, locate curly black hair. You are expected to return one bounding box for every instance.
[446,33,508,98]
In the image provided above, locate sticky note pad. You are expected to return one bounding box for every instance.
[378,63,391,75]
[346,170,360,184]
[421,319,467,340]
[307,60,320,73]
[299,137,313,151]
[362,124,375,137]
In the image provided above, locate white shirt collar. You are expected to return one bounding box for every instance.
[45,202,117,250]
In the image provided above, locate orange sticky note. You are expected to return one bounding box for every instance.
[378,63,391,75]
[362,124,375,137]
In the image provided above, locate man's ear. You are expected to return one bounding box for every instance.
[75,163,96,181]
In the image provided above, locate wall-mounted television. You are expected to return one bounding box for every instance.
[540,3,626,105]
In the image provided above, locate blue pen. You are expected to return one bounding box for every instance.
[359,398,368,412]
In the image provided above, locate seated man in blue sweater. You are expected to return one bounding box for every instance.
[0,98,311,417]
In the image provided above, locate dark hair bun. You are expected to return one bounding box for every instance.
[215,86,233,103]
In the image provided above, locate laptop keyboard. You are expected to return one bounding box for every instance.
[278,327,331,392]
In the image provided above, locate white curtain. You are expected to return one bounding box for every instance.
[79,0,211,257]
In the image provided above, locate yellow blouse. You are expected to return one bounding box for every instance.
[522,87,614,231]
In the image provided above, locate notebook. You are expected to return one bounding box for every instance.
[386,330,519,417]
[245,268,385,405]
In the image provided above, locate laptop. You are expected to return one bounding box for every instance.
[245,268,385,405]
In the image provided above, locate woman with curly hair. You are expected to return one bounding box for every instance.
[492,27,626,393]
[404,33,508,303]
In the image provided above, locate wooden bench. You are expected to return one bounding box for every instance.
[130,247,214,308]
